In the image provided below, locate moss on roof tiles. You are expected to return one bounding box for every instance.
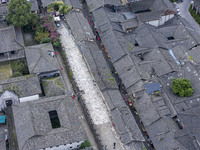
[42,76,65,96]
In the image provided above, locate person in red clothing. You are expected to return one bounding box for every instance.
[72,93,75,99]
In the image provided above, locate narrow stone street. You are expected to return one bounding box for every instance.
[55,44,99,150]
[177,0,200,34]
[58,23,126,150]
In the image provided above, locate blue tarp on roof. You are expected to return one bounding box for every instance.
[0,115,6,124]
[144,82,161,94]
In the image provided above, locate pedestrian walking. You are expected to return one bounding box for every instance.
[72,93,75,99]
[113,142,116,149]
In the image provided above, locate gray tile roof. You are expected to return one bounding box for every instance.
[130,0,176,13]
[79,40,118,90]
[0,4,8,16]
[66,11,94,43]
[43,0,79,8]
[41,0,54,8]
[145,117,183,150]
[25,43,60,74]
[63,0,72,6]
[187,46,200,64]
[101,31,126,63]
[138,11,163,22]
[41,76,66,96]
[130,0,154,12]
[143,82,161,94]
[86,0,121,12]
[0,26,24,53]
[0,74,41,98]
[120,19,138,31]
[12,94,87,150]
[29,0,39,12]
[69,0,82,9]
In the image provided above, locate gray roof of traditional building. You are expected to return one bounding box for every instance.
[86,0,121,12]
[0,74,41,98]
[91,2,200,149]
[41,76,66,97]
[63,0,72,6]
[29,0,39,12]
[25,43,60,74]
[65,10,94,43]
[144,82,161,94]
[41,0,55,7]
[187,46,200,64]
[0,4,8,16]
[42,0,76,8]
[12,94,86,150]
[0,26,24,53]
[120,18,138,31]
[130,0,176,13]
[138,11,163,22]
[69,0,82,9]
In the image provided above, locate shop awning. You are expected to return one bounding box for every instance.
[0,115,6,124]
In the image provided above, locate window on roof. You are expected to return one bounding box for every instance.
[11,51,15,55]
[0,53,4,56]
[135,43,139,46]
[167,36,175,40]
[123,12,136,20]
[49,110,61,129]
[135,9,151,14]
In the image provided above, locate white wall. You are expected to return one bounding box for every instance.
[37,141,84,150]
[148,14,175,27]
[148,20,159,26]
[19,95,39,103]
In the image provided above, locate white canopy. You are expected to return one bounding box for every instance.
[54,16,60,21]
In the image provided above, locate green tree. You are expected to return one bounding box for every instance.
[171,78,193,97]
[11,61,29,75]
[53,40,61,48]
[34,31,50,43]
[58,3,72,14]
[12,72,22,77]
[47,1,72,15]
[30,13,39,27]
[40,37,52,44]
[6,0,32,27]
[80,140,91,149]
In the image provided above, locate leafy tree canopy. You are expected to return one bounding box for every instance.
[171,78,193,97]
[6,0,32,27]
[47,1,72,15]
[30,13,39,27]
[80,140,91,149]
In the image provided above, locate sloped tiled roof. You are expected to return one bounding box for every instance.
[25,43,59,74]
[28,0,39,12]
[0,74,41,98]
[41,76,66,96]
[0,26,24,53]
[12,94,86,150]
[0,4,8,16]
